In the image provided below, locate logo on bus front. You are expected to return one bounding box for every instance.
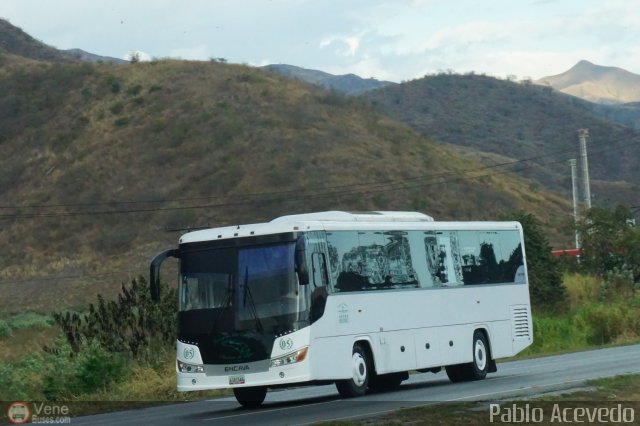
[279,338,293,351]
[183,347,195,360]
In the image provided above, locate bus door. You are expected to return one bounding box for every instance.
[304,231,330,323]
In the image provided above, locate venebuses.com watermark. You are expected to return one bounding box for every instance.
[490,402,637,424]
[6,401,71,424]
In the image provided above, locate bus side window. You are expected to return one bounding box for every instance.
[312,252,328,287]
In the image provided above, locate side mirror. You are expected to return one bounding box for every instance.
[295,235,309,286]
[149,248,179,301]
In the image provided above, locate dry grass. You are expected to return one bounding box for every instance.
[0,59,574,313]
[563,273,603,311]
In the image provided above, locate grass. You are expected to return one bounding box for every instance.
[0,57,577,315]
[0,312,58,361]
[518,273,640,357]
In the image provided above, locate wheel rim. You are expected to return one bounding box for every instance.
[474,338,487,371]
[351,352,367,387]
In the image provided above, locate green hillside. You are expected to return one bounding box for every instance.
[363,73,640,207]
[0,57,576,313]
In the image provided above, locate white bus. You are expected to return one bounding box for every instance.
[150,211,533,407]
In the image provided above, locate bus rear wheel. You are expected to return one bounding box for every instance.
[336,342,370,398]
[469,330,489,380]
[445,364,466,382]
[446,330,490,382]
[233,386,267,408]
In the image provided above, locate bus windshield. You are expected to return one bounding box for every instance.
[179,242,302,320]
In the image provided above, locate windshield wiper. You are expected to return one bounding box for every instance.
[242,266,264,333]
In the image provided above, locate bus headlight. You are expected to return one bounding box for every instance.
[177,360,204,373]
[271,347,308,368]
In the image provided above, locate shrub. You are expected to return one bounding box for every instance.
[127,84,142,96]
[114,117,130,127]
[110,102,124,114]
[601,267,636,302]
[0,352,48,400]
[43,338,129,400]
[8,312,55,330]
[0,320,12,339]
[577,303,629,345]
[563,273,601,310]
[522,314,587,355]
[54,277,177,365]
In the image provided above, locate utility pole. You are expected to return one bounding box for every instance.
[578,129,591,209]
[568,159,580,249]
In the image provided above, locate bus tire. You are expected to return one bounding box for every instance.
[233,386,267,408]
[336,342,370,398]
[469,330,489,381]
[370,371,407,392]
[445,364,466,382]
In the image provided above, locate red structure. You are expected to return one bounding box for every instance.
[551,248,581,257]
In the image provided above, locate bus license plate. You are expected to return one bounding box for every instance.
[229,375,245,385]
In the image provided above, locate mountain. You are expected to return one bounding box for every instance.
[0,18,74,62]
[63,48,128,64]
[0,19,128,66]
[589,102,640,129]
[362,73,640,209]
[261,64,395,95]
[0,58,573,313]
[537,60,640,104]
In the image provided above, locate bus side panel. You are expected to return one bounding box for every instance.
[487,321,515,359]
[439,325,474,365]
[413,327,442,370]
[309,335,354,380]
[378,330,417,374]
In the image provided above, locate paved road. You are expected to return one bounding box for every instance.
[73,345,640,425]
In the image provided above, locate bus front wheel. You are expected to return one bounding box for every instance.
[336,342,370,398]
[233,386,267,408]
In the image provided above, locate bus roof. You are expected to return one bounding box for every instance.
[179,211,522,245]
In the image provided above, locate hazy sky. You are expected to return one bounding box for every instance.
[1,0,639,82]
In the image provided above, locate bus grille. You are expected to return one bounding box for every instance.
[512,306,530,338]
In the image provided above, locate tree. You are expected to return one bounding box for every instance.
[128,51,140,64]
[577,205,640,283]
[500,212,566,313]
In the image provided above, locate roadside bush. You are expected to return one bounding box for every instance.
[563,273,601,311]
[44,339,128,400]
[523,314,587,355]
[577,303,629,345]
[8,312,55,330]
[0,320,11,339]
[54,277,177,366]
[0,352,47,400]
[601,267,636,302]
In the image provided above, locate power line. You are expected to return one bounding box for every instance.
[1,135,639,220]
[2,134,637,211]
[0,270,141,286]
